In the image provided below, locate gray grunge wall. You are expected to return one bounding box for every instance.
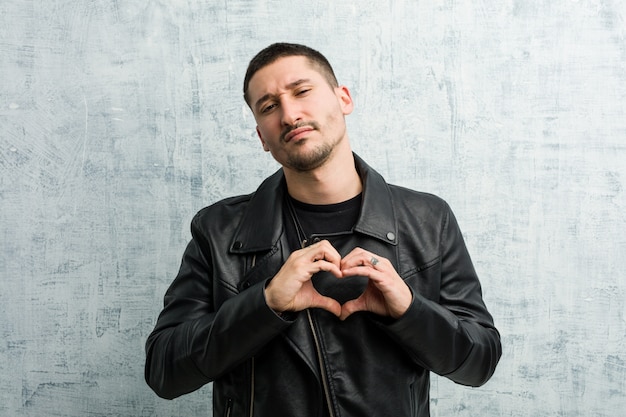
[1,1,625,416]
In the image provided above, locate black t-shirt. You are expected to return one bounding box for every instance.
[285,193,362,250]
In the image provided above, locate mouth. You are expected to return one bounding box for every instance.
[284,125,315,143]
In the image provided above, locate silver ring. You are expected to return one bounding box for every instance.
[370,257,379,266]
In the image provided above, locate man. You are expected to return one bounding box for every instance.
[145,43,501,416]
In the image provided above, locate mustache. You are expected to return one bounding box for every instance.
[280,121,319,142]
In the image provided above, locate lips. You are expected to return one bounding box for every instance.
[284,126,315,143]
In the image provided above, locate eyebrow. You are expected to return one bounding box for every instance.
[254,79,311,112]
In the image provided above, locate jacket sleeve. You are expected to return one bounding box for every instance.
[144,217,290,399]
[381,203,501,387]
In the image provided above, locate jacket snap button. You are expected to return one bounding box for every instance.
[233,241,243,250]
[386,232,396,241]
[242,281,251,289]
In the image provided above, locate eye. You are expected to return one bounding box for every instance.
[295,88,311,96]
[260,103,277,114]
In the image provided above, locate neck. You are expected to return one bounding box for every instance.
[284,149,361,205]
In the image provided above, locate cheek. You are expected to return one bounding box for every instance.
[256,118,279,138]
[256,124,280,152]
[255,123,267,139]
[322,103,344,127]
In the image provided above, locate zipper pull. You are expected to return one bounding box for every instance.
[224,398,233,417]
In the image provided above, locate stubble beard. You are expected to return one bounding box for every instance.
[282,115,345,173]
[286,140,335,172]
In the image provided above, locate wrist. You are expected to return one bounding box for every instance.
[263,284,282,313]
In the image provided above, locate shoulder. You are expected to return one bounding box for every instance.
[356,153,451,216]
[190,193,253,233]
[388,183,451,214]
[195,193,253,216]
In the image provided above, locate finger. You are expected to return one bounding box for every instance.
[339,246,365,266]
[340,248,384,271]
[308,239,342,266]
[285,244,342,279]
[340,261,384,280]
[312,260,343,278]
[303,241,343,278]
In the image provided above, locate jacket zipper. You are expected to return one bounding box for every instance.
[224,398,233,417]
[307,310,335,417]
[249,255,256,417]
[249,356,255,417]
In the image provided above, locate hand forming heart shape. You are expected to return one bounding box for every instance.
[264,240,412,321]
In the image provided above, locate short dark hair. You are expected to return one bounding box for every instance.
[243,43,339,106]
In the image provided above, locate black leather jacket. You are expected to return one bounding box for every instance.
[145,154,501,416]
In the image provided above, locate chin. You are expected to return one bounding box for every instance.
[287,147,333,172]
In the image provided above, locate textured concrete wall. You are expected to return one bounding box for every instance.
[1,1,625,416]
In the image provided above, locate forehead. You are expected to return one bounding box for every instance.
[247,56,326,98]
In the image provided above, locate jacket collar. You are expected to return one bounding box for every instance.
[230,153,398,253]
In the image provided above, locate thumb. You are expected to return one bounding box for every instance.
[339,298,365,321]
[311,293,342,317]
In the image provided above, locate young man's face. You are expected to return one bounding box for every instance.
[247,55,353,172]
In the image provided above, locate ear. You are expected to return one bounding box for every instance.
[336,85,354,116]
[256,127,270,152]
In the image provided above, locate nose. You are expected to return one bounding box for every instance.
[280,97,302,126]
